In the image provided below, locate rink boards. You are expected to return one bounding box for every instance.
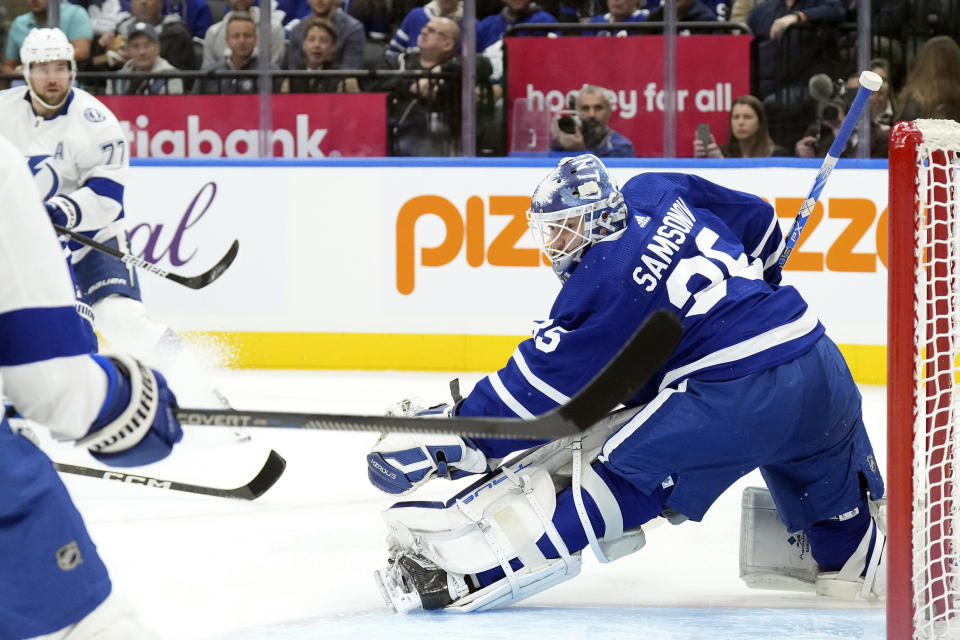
[124,158,889,382]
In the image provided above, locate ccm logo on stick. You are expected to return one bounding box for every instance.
[102,472,172,489]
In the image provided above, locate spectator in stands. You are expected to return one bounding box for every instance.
[2,0,93,73]
[643,0,726,20]
[380,16,461,155]
[283,16,358,91]
[116,0,197,69]
[694,95,786,158]
[729,0,755,25]
[477,0,556,97]
[107,21,183,93]
[747,0,844,145]
[896,35,960,123]
[794,62,892,158]
[345,0,390,40]
[204,0,286,67]
[195,10,280,93]
[866,58,894,130]
[477,0,555,53]
[281,0,388,38]
[119,0,212,37]
[286,0,365,69]
[646,0,716,23]
[587,0,648,36]
[386,0,462,59]
[550,84,635,157]
[83,0,130,74]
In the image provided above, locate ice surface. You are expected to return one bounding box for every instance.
[46,370,887,639]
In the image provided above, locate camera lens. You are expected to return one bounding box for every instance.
[822,105,839,122]
[557,116,577,134]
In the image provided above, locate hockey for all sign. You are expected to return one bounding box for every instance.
[99,93,388,158]
[505,35,751,157]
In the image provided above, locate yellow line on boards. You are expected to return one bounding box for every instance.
[177,331,889,384]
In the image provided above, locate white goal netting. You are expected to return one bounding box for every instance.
[909,119,960,639]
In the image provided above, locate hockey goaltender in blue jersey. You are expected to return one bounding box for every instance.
[369,154,886,614]
[462,170,823,422]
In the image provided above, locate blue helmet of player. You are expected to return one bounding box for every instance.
[527,153,627,281]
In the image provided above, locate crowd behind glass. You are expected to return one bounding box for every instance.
[1,0,958,157]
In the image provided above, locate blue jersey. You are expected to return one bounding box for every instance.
[587,9,649,36]
[476,10,558,53]
[460,172,822,421]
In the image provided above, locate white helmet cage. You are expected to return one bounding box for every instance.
[526,154,627,280]
[21,28,76,110]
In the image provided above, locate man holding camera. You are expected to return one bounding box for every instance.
[795,63,891,158]
[550,85,635,158]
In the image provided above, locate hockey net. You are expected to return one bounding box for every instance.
[889,119,960,640]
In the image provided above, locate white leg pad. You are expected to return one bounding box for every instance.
[447,555,583,612]
[739,486,819,592]
[382,407,644,611]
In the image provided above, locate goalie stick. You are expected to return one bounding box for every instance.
[53,224,239,290]
[777,70,884,268]
[53,449,286,501]
[176,309,683,440]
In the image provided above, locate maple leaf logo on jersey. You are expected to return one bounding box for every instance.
[27,155,60,200]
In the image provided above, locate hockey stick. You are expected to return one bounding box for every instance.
[53,449,286,501]
[176,309,683,440]
[777,70,884,268]
[53,224,239,290]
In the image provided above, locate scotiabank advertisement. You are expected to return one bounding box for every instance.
[506,35,751,157]
[99,94,388,157]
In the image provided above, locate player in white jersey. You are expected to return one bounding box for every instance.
[0,28,232,409]
[0,133,181,638]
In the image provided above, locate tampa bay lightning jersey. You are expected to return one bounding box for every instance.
[460,171,823,421]
[0,86,128,259]
[0,134,106,439]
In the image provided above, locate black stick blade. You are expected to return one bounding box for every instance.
[235,449,287,499]
[177,309,683,440]
[168,239,239,289]
[54,449,286,501]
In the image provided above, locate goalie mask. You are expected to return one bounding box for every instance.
[21,28,76,112]
[527,154,627,282]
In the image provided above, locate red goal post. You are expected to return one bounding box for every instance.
[889,119,960,640]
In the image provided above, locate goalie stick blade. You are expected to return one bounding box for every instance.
[53,449,286,501]
[167,239,240,289]
[176,310,683,439]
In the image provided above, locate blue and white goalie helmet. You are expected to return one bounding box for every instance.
[527,153,627,281]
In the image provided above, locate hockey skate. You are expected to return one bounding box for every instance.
[375,553,469,613]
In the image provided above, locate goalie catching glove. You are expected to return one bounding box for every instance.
[77,350,182,466]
